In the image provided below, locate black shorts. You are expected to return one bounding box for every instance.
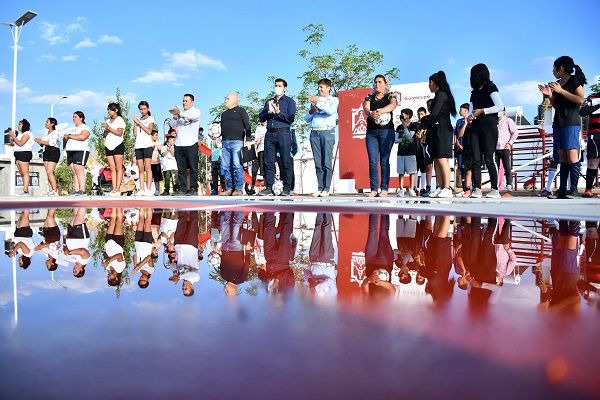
[67,223,89,239]
[14,151,32,162]
[105,142,125,157]
[43,146,61,163]
[105,233,126,248]
[43,226,61,243]
[15,226,33,238]
[135,147,153,160]
[67,151,89,166]
[431,125,454,159]
[587,135,600,159]
[151,164,163,182]
[135,230,153,243]
[422,144,433,166]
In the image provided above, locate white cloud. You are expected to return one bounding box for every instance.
[10,45,24,51]
[88,58,99,62]
[97,35,123,44]
[62,55,79,62]
[530,56,555,74]
[0,74,31,95]
[25,90,137,114]
[172,82,184,87]
[74,38,96,49]
[66,23,84,33]
[132,70,178,84]
[162,49,226,70]
[498,80,543,107]
[39,54,57,61]
[39,22,68,45]
[448,58,456,66]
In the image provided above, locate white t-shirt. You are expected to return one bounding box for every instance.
[170,107,200,147]
[14,236,35,257]
[14,130,35,153]
[104,239,126,273]
[255,125,266,153]
[134,115,155,149]
[41,129,61,149]
[65,124,91,152]
[104,116,126,151]
[162,144,178,171]
[135,240,153,261]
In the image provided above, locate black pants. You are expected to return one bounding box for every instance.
[471,124,499,190]
[210,160,227,191]
[250,152,264,186]
[494,149,513,186]
[175,144,199,192]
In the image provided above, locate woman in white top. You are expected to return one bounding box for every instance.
[130,101,155,196]
[34,117,61,196]
[101,102,126,196]
[8,119,35,196]
[64,111,91,196]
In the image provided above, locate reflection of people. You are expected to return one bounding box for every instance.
[421,216,454,303]
[219,211,251,296]
[362,75,398,197]
[132,208,155,288]
[260,212,297,293]
[547,220,581,313]
[306,213,337,296]
[103,208,126,287]
[35,209,62,271]
[363,214,395,295]
[467,218,502,309]
[65,208,91,278]
[494,218,516,279]
[169,211,200,296]
[8,210,34,269]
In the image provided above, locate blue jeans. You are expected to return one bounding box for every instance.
[264,130,293,190]
[221,140,244,191]
[365,128,395,191]
[310,129,336,191]
[220,211,244,251]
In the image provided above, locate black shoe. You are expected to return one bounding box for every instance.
[161,191,171,196]
[565,189,581,199]
[282,189,292,196]
[259,188,274,196]
[186,190,198,196]
[246,187,256,195]
[172,190,186,196]
[548,189,567,199]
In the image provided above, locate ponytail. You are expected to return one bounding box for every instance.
[574,64,587,85]
[430,70,457,117]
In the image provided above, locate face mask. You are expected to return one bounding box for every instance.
[274,87,284,96]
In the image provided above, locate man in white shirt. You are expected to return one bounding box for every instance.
[169,93,201,196]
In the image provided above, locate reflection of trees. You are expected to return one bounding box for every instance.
[208,254,260,296]
[89,219,135,299]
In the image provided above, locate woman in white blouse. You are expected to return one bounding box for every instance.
[64,111,91,196]
[101,103,126,196]
[8,119,35,196]
[130,101,155,196]
[35,117,61,196]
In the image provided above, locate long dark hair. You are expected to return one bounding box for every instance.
[19,119,31,132]
[107,102,123,117]
[74,111,85,124]
[138,100,151,116]
[470,63,491,91]
[47,117,57,131]
[430,71,457,117]
[554,56,587,85]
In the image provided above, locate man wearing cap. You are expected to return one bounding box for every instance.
[259,78,296,196]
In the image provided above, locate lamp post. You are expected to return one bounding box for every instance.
[51,96,67,118]
[1,10,37,196]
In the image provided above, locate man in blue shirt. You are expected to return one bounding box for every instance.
[258,78,296,196]
[306,78,339,197]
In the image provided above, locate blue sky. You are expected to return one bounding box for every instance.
[1,0,598,148]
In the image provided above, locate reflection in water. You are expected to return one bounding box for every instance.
[4,209,600,311]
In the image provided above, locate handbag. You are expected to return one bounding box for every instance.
[240,144,257,163]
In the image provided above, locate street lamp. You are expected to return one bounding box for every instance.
[1,10,37,196]
[51,96,68,118]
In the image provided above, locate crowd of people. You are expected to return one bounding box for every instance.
[6,55,598,198]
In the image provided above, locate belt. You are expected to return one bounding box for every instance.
[267,127,290,133]
[311,127,335,131]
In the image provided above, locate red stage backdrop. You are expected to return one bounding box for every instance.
[338,83,432,191]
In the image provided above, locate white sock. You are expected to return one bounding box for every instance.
[545,168,557,192]
[420,173,426,189]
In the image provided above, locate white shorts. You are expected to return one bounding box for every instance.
[397,155,417,175]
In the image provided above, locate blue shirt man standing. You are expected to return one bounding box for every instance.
[258,78,296,196]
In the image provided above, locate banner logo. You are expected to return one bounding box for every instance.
[350,251,366,285]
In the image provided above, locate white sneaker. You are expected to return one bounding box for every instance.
[470,188,482,198]
[109,190,121,197]
[429,187,442,198]
[408,188,417,197]
[312,191,322,197]
[320,191,329,197]
[16,190,30,196]
[397,188,405,197]
[437,188,453,198]
[505,184,513,192]
[485,189,501,198]
[145,189,154,196]
[133,189,143,196]
[49,189,59,197]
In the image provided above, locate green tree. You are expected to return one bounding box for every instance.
[90,87,135,166]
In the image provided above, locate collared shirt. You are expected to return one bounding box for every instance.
[495,244,516,276]
[305,95,339,130]
[497,116,519,149]
[170,106,201,147]
[259,95,296,129]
